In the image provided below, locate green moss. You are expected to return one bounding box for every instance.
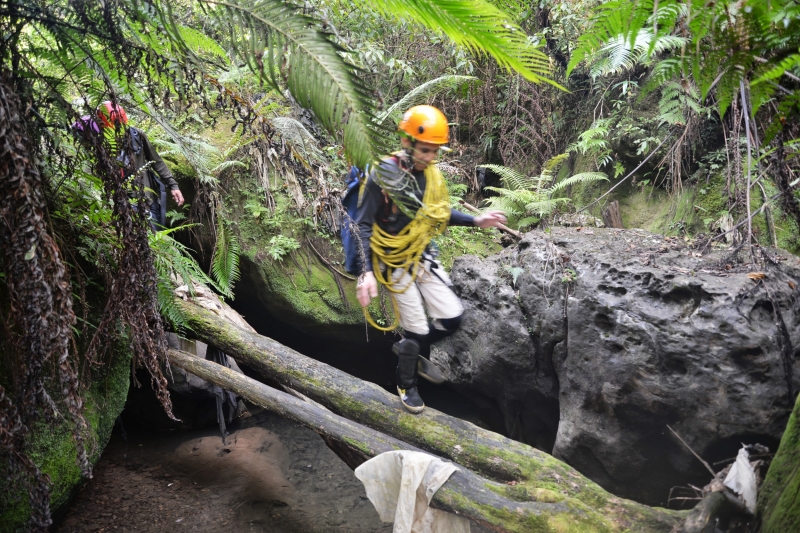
[164,155,198,181]
[440,486,620,533]
[758,393,800,533]
[435,227,502,270]
[0,342,132,533]
[341,435,374,456]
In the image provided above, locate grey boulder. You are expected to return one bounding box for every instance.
[438,227,800,506]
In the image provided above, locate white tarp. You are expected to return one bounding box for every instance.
[723,447,757,513]
[354,450,470,533]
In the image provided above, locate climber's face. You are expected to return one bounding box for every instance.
[401,138,439,171]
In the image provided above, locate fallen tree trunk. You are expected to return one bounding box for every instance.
[168,347,670,532]
[177,298,681,530]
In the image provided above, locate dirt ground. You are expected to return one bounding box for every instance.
[55,405,396,533]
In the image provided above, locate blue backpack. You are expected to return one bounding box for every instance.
[341,165,367,275]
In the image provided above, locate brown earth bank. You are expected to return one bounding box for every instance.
[54,405,409,533]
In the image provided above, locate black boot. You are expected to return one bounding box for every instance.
[392,341,446,385]
[397,385,424,414]
[393,338,425,413]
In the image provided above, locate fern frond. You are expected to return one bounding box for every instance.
[365,0,558,86]
[524,198,570,216]
[548,172,608,194]
[378,75,479,125]
[478,164,533,191]
[211,220,241,299]
[177,25,229,61]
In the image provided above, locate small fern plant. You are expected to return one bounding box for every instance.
[149,225,231,332]
[479,154,608,230]
[566,119,613,168]
[657,80,709,126]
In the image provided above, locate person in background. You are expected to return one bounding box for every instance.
[96,101,184,228]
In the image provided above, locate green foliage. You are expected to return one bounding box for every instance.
[378,75,479,125]
[267,235,301,261]
[211,219,241,299]
[480,154,608,229]
[657,81,707,126]
[568,0,800,133]
[245,199,272,220]
[149,225,229,331]
[504,265,524,287]
[587,30,685,79]
[365,0,558,87]
[567,119,612,167]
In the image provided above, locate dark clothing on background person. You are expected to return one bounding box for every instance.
[120,127,179,230]
[123,127,179,209]
[354,155,474,273]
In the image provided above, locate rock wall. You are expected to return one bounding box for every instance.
[0,340,132,532]
[438,227,800,506]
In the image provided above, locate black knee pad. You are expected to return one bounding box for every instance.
[403,331,428,347]
[433,314,463,335]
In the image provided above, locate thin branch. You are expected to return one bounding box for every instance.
[667,425,717,478]
[306,237,357,280]
[740,81,754,258]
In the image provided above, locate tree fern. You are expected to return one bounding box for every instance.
[480,155,608,229]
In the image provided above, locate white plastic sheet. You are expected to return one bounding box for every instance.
[354,450,470,533]
[723,447,757,513]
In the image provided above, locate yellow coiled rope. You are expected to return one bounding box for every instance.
[362,162,451,331]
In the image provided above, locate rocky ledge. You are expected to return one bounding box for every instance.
[435,227,800,506]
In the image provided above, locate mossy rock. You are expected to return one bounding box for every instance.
[237,247,366,339]
[0,341,132,533]
[758,393,800,533]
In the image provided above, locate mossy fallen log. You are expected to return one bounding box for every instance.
[758,392,800,533]
[177,298,682,531]
[168,348,670,532]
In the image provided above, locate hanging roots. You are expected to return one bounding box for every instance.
[0,76,86,532]
[82,124,176,421]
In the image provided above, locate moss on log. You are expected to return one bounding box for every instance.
[168,348,669,532]
[177,299,681,531]
[758,393,800,533]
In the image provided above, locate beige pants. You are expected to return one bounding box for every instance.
[389,258,463,335]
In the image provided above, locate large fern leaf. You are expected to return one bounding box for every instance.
[211,220,241,299]
[366,0,558,87]
[548,172,608,194]
[378,75,479,125]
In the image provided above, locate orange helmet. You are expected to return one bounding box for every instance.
[97,101,128,128]
[398,105,449,145]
